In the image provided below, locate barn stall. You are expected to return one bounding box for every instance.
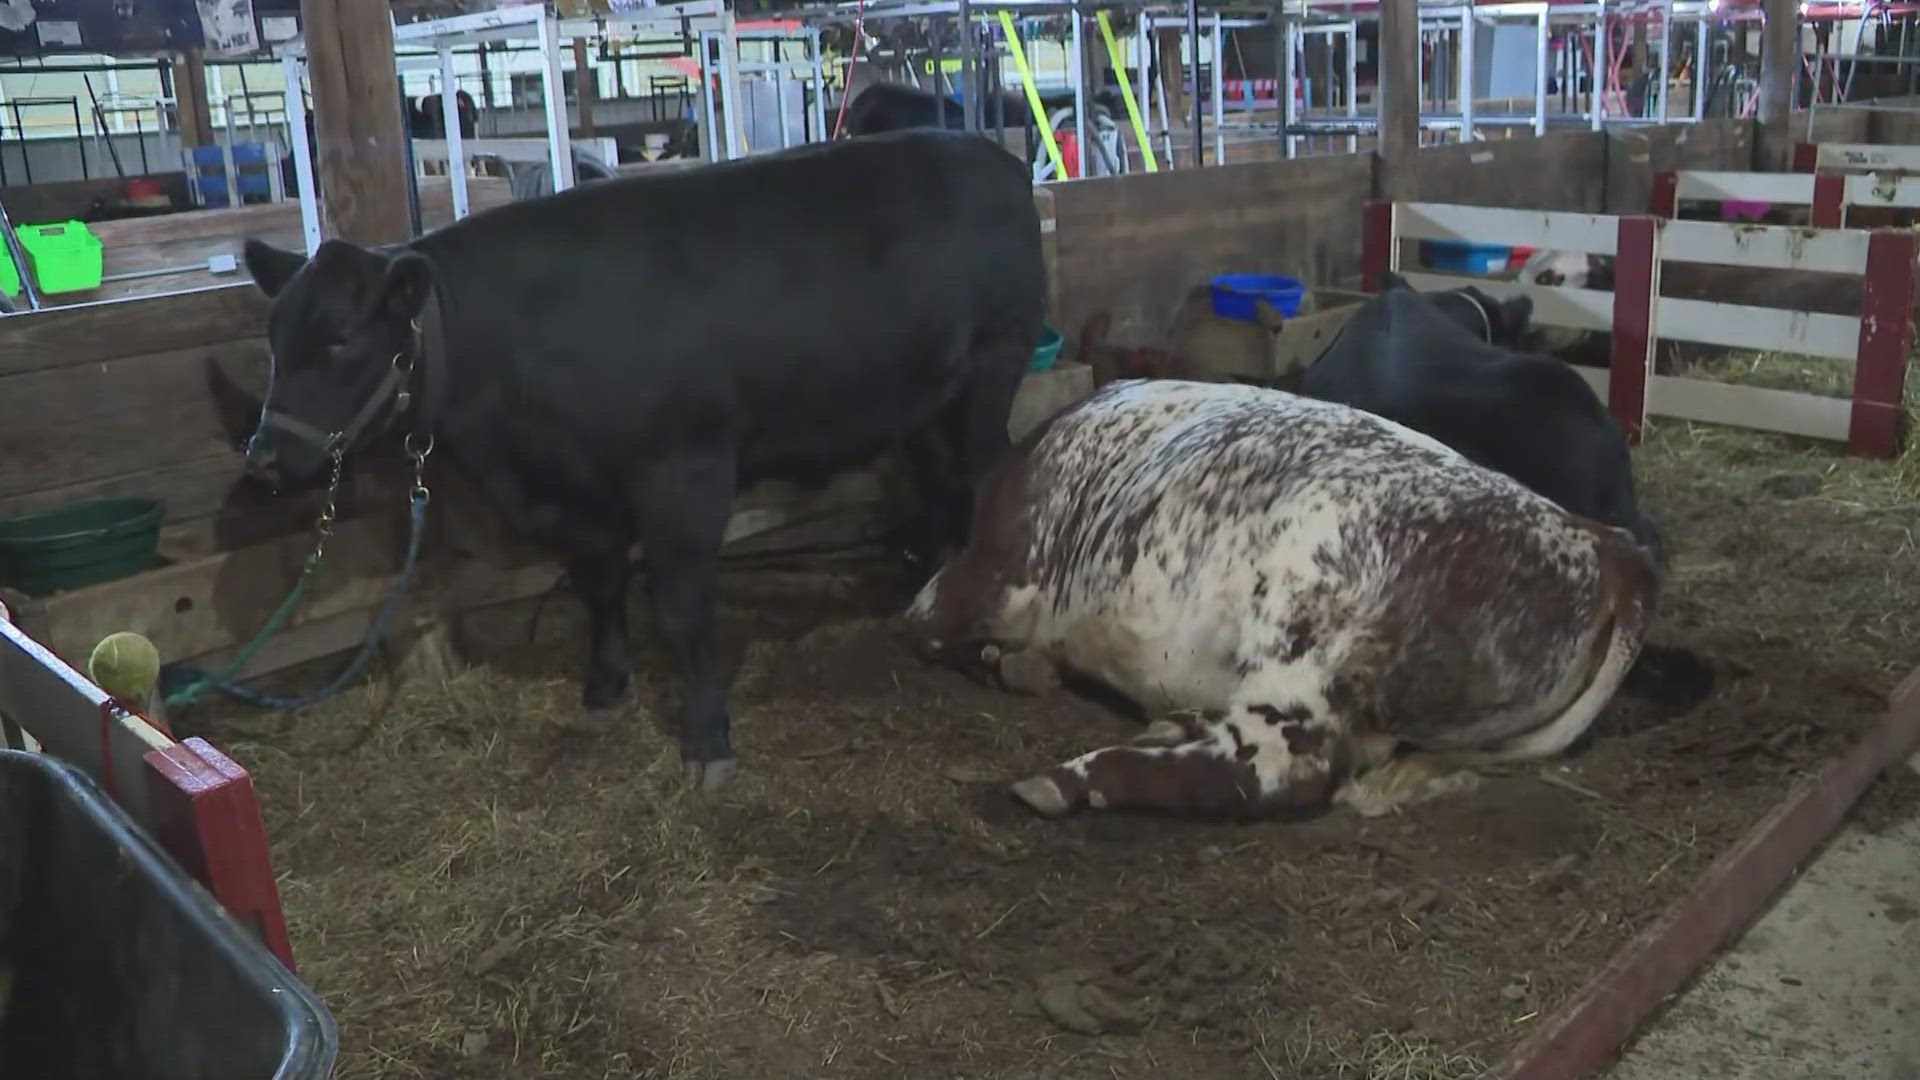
[3,101,1920,1080]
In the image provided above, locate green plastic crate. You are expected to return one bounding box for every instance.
[15,220,103,295]
[0,240,18,299]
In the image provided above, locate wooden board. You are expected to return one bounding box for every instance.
[3,366,1097,688]
[3,466,895,677]
[13,178,515,308]
[0,285,266,377]
[1497,668,1920,1079]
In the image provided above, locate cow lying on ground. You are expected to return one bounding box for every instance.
[904,379,1660,819]
[238,129,1046,793]
[1515,249,1865,374]
[1299,271,1663,561]
[1076,278,1532,390]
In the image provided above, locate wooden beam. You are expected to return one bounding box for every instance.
[1376,0,1420,200]
[573,38,597,138]
[301,0,412,245]
[171,50,216,150]
[1758,0,1800,170]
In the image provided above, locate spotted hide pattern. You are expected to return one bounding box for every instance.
[905,379,1659,820]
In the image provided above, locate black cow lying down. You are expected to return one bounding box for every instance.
[1300,271,1663,562]
[239,129,1047,792]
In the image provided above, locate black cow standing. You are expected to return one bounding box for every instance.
[1299,271,1663,562]
[238,130,1047,793]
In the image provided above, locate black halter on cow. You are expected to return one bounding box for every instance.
[238,129,1048,794]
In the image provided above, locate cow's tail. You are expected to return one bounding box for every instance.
[1491,532,1658,762]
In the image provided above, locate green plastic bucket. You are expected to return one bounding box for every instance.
[0,497,164,596]
[1030,324,1063,372]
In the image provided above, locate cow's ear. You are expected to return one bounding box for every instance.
[381,252,434,323]
[243,238,307,299]
[1500,294,1534,330]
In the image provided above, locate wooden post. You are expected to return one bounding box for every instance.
[573,38,597,138]
[1608,215,1661,444]
[302,0,412,246]
[1360,200,1397,292]
[1648,171,1678,218]
[1758,0,1799,170]
[1376,0,1421,200]
[1848,229,1919,459]
[171,50,215,149]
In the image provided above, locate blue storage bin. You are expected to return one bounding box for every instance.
[191,143,278,208]
[1421,239,1513,275]
[1209,273,1306,323]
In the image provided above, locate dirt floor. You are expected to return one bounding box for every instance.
[185,351,1920,1080]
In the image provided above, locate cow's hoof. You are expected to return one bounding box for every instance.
[684,758,738,797]
[997,649,1060,697]
[1010,774,1074,817]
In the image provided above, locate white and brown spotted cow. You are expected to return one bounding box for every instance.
[903,379,1659,820]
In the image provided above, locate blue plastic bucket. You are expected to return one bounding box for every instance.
[1030,324,1063,372]
[1209,273,1307,323]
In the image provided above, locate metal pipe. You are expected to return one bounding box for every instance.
[1536,4,1551,133]
[1281,0,1298,157]
[1188,0,1204,165]
[283,55,322,254]
[1460,7,1477,139]
[1593,6,1609,128]
[1213,12,1226,164]
[1138,12,1154,158]
[1072,0,1088,176]
[0,193,42,313]
[536,14,576,186]
[1695,9,1711,118]
[440,44,469,220]
[1344,18,1358,153]
[959,0,979,131]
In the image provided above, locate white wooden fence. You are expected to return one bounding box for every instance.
[1363,200,1917,458]
[1653,166,1920,228]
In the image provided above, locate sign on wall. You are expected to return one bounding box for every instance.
[195,0,256,57]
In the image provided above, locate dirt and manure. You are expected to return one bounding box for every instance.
[190,351,1920,1080]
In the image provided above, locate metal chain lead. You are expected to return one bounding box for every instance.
[306,444,347,573]
[407,431,434,501]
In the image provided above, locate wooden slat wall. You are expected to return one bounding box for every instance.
[0,285,271,538]
[22,178,517,307]
[1050,151,1375,346]
[0,118,1764,557]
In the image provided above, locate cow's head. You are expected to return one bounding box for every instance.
[240,237,435,485]
[1513,250,1613,355]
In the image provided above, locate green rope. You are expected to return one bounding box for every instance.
[161,553,322,712]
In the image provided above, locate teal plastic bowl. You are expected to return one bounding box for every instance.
[1030,324,1063,372]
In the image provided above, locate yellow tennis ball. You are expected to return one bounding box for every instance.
[88,632,161,702]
